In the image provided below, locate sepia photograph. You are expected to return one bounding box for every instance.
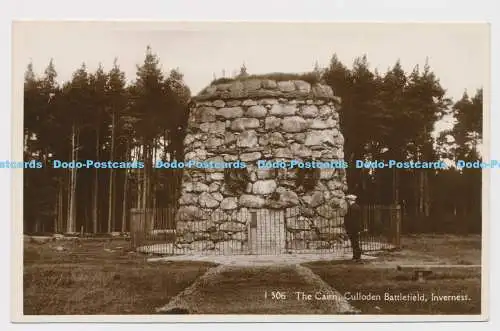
[11,21,489,322]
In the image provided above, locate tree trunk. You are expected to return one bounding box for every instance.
[393,167,399,204]
[137,145,143,209]
[59,180,64,232]
[419,171,424,216]
[67,123,78,233]
[107,111,116,233]
[121,140,130,232]
[143,143,152,233]
[413,171,419,218]
[53,182,59,233]
[24,133,29,153]
[152,139,157,226]
[66,167,71,232]
[163,129,168,160]
[142,144,148,209]
[93,126,100,233]
[424,171,430,217]
[56,180,63,233]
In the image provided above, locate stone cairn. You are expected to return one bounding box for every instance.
[175,77,349,254]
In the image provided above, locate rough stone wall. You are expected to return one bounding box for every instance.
[175,78,349,254]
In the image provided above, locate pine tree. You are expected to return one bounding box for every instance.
[23,62,41,232]
[380,60,407,203]
[106,59,127,232]
[127,45,166,234]
[89,63,109,232]
[64,63,91,233]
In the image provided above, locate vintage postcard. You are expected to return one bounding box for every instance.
[11,21,489,322]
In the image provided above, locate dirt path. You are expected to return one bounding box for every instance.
[156,264,358,314]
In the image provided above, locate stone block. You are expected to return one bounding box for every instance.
[282,116,307,133]
[213,100,226,107]
[220,197,238,210]
[264,116,281,130]
[229,81,245,98]
[210,211,231,224]
[194,107,217,122]
[230,118,260,131]
[294,80,311,93]
[224,132,237,145]
[209,183,221,193]
[211,172,225,181]
[240,152,262,162]
[176,206,207,221]
[200,121,226,134]
[320,168,336,180]
[252,180,277,195]
[245,105,267,118]
[293,133,306,143]
[261,79,278,89]
[304,130,336,146]
[258,98,279,105]
[275,148,293,158]
[237,130,258,148]
[312,85,334,98]
[307,118,337,129]
[269,104,297,117]
[226,100,242,107]
[277,81,296,92]
[301,105,319,118]
[206,138,225,149]
[279,190,299,207]
[269,132,286,146]
[217,107,244,119]
[242,99,258,106]
[255,169,274,180]
[290,143,312,158]
[191,182,210,193]
[179,193,198,205]
[243,79,262,91]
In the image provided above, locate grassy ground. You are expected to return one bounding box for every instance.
[304,234,482,314]
[23,234,483,315]
[371,234,482,265]
[23,239,216,315]
[159,265,353,314]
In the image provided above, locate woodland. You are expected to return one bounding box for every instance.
[23,47,483,234]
